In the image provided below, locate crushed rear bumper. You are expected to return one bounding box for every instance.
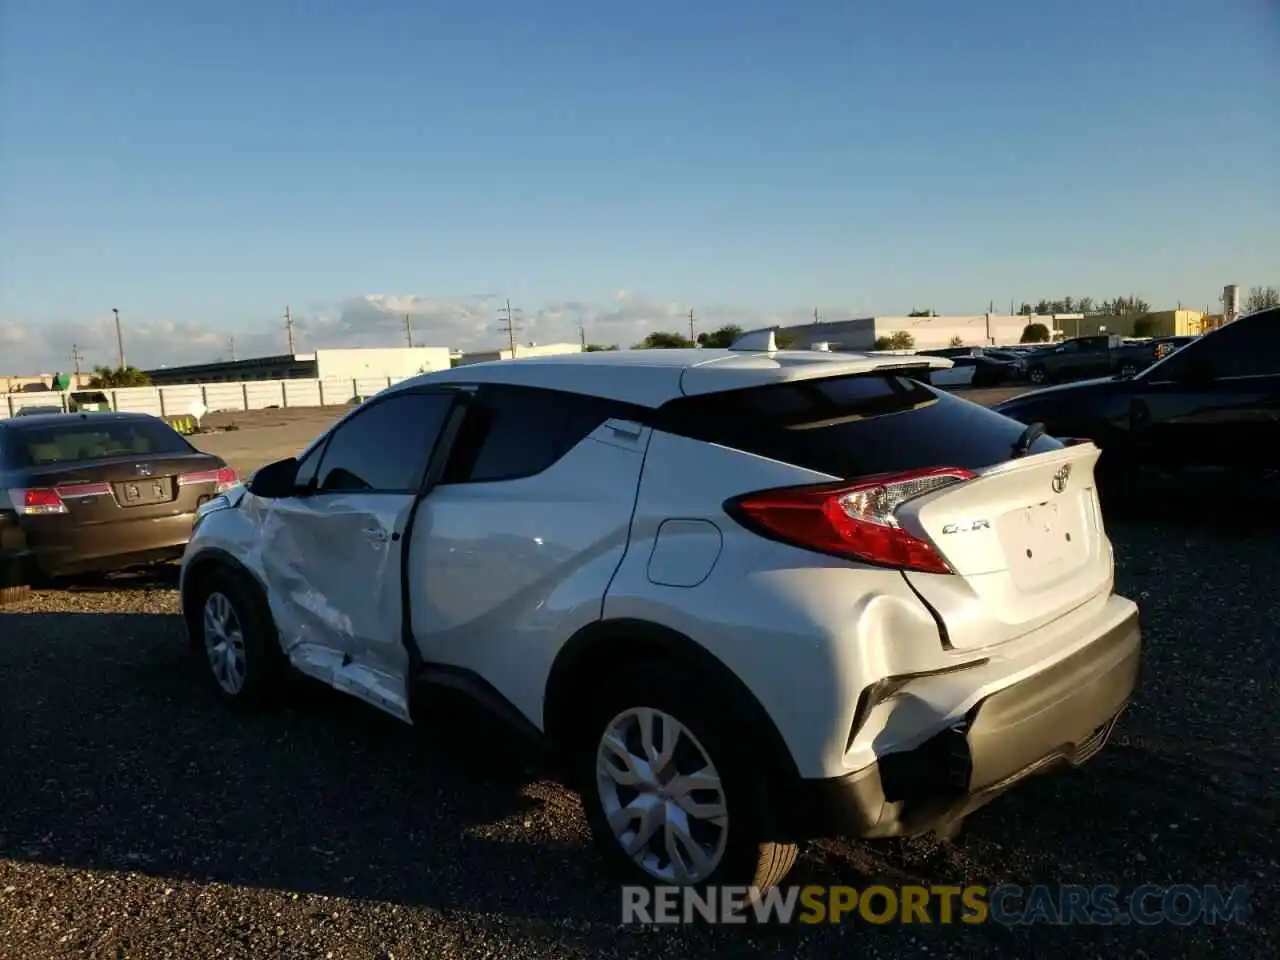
[779,603,1141,840]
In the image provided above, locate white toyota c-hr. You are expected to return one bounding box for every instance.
[180,339,1142,893]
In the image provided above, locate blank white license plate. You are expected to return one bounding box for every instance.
[1003,500,1087,587]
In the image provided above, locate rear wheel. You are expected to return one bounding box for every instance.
[187,567,283,707]
[576,664,798,894]
[1027,365,1048,385]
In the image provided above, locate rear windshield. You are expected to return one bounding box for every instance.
[4,419,192,468]
[651,373,1062,478]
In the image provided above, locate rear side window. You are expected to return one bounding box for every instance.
[443,384,639,483]
[5,419,192,467]
[651,373,1061,478]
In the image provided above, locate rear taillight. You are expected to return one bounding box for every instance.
[178,467,238,493]
[8,482,113,515]
[727,467,975,574]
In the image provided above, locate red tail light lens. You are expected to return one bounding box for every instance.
[727,467,975,574]
[178,467,238,493]
[16,488,69,515]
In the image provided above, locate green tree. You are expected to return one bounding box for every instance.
[774,331,796,349]
[1131,314,1159,338]
[633,331,695,349]
[948,335,965,347]
[1020,323,1051,344]
[87,365,151,388]
[583,343,619,352]
[1244,285,1280,313]
[907,309,936,318]
[873,331,915,350]
[695,325,745,349]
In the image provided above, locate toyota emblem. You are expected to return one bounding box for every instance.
[1051,464,1071,494]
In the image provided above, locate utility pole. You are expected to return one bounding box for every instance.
[404,313,414,348]
[688,309,696,342]
[70,343,84,386]
[495,299,522,358]
[578,324,586,349]
[229,336,236,362]
[284,306,296,355]
[814,307,820,325]
[111,308,126,370]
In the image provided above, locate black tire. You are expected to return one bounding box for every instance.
[185,566,284,708]
[1027,365,1048,385]
[0,584,30,608]
[575,662,798,895]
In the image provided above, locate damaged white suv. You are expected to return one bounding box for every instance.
[181,341,1141,892]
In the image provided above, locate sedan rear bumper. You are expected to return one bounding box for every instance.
[778,603,1141,840]
[10,511,198,578]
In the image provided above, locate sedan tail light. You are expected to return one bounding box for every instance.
[8,483,113,515]
[725,467,974,574]
[178,467,238,493]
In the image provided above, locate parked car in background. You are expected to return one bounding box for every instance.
[994,307,1280,505]
[0,412,236,605]
[1150,335,1198,361]
[67,390,113,413]
[919,348,1022,387]
[1022,334,1162,385]
[181,346,1140,895]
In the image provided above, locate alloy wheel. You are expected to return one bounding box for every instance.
[203,591,247,695]
[596,706,729,884]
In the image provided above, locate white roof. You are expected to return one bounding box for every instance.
[399,348,952,408]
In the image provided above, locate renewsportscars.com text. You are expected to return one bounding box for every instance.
[621,883,1252,926]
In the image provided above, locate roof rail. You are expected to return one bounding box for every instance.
[728,327,778,352]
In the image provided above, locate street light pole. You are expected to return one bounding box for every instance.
[111,308,126,370]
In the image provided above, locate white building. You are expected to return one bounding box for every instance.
[455,342,584,366]
[777,315,1065,351]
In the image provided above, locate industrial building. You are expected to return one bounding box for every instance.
[776,309,1219,351]
[145,346,451,386]
[455,342,583,365]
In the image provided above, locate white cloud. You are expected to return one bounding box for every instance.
[0,293,863,375]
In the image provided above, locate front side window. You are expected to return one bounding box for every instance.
[312,392,455,493]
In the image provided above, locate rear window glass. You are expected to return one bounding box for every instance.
[5,419,192,468]
[651,373,1062,478]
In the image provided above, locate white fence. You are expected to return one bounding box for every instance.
[0,376,410,420]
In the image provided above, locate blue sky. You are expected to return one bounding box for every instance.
[1,0,1277,370]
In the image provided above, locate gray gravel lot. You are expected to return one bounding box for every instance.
[2,394,1277,958]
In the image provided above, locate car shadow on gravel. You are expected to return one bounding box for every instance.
[1,598,1275,956]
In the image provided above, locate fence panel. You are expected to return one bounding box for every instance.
[0,374,413,419]
[284,379,322,407]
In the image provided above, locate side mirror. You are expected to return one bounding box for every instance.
[246,457,301,499]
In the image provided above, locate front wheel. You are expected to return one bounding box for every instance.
[1027,365,1048,385]
[576,664,798,893]
[187,568,283,707]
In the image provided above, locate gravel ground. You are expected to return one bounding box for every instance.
[1,518,1277,959]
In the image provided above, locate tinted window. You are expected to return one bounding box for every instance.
[5,419,192,467]
[652,373,1061,478]
[313,392,454,493]
[443,385,634,483]
[1151,309,1280,380]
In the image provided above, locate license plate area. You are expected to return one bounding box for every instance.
[113,477,175,507]
[997,497,1089,589]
